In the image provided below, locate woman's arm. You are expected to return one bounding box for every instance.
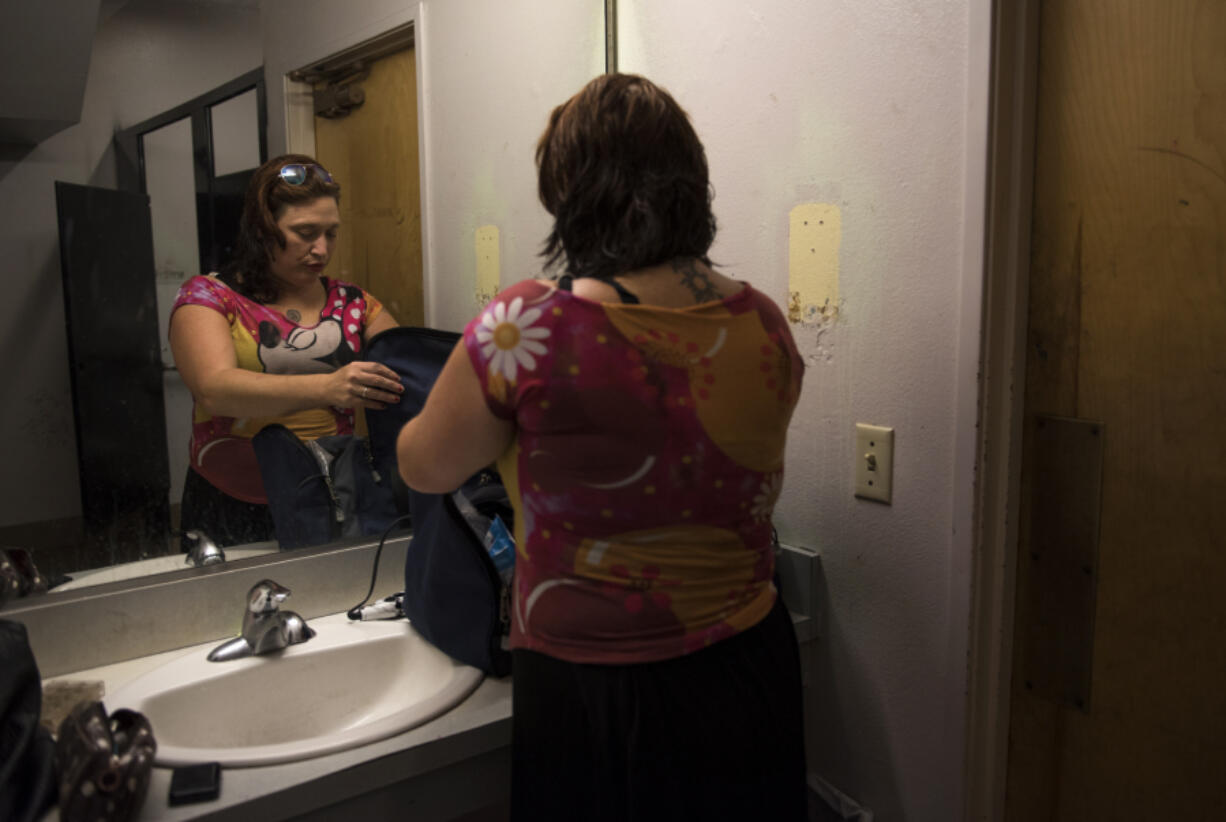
[170,304,403,418]
[363,306,399,343]
[396,342,514,494]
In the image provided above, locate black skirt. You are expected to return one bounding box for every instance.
[510,595,808,821]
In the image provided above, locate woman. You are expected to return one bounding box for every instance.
[169,154,403,550]
[397,75,807,819]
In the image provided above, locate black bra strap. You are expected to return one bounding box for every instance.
[607,278,641,305]
[554,274,639,304]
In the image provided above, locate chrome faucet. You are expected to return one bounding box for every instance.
[207,580,315,662]
[183,530,225,567]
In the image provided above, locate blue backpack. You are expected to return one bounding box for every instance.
[252,327,513,675]
[364,328,513,677]
[252,426,400,549]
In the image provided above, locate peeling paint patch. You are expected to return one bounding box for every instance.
[797,303,841,366]
[475,224,500,305]
[787,203,841,324]
[805,344,837,367]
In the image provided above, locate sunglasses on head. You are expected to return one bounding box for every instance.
[278,163,333,185]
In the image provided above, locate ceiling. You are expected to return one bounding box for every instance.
[1,0,260,146]
[0,0,102,146]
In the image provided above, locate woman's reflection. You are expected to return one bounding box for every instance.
[168,154,403,551]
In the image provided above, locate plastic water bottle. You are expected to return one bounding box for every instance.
[484,515,515,586]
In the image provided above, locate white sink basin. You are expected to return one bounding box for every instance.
[106,613,483,767]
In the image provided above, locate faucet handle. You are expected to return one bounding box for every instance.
[247,579,292,615]
[183,530,225,567]
[281,611,316,645]
[246,610,315,655]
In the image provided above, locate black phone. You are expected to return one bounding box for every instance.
[168,761,221,806]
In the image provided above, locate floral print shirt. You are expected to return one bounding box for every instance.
[171,274,384,503]
[463,278,803,664]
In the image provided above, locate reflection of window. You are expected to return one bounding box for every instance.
[143,117,200,284]
[211,88,261,177]
[114,67,267,277]
[143,116,202,371]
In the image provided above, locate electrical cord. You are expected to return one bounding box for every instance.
[346,513,412,620]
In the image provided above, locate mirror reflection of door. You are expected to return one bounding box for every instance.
[310,45,424,437]
[311,46,424,328]
[54,183,170,566]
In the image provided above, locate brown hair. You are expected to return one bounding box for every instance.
[219,153,341,302]
[536,74,716,280]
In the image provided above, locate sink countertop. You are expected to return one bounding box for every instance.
[41,612,513,821]
[39,607,814,820]
[52,545,280,593]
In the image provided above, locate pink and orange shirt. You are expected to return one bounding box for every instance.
[463,278,803,664]
[171,274,384,503]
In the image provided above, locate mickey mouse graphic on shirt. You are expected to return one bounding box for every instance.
[256,285,368,374]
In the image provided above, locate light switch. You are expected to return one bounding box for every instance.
[854,423,894,504]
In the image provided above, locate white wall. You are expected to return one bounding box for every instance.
[417,0,605,328]
[617,2,988,819]
[0,0,262,526]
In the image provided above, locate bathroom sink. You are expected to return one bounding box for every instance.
[106,613,484,767]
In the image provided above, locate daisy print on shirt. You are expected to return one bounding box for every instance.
[475,295,551,382]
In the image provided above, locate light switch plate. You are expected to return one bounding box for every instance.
[854,423,894,503]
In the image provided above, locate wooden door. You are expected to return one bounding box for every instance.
[313,47,424,327]
[1005,2,1226,819]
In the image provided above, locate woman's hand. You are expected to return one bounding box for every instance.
[324,361,403,409]
[171,303,404,418]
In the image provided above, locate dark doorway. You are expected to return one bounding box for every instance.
[54,182,170,563]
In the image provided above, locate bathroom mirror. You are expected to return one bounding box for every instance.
[0,0,606,602]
